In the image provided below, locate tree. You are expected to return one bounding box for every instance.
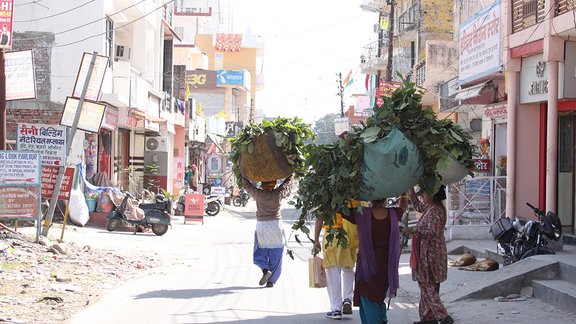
[313,113,339,145]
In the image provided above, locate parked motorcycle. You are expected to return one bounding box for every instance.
[175,191,221,217]
[232,188,250,207]
[490,202,562,265]
[106,192,171,236]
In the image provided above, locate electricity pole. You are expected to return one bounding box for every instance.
[337,72,345,117]
[385,0,395,82]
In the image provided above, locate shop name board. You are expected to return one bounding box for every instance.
[41,166,74,200]
[186,70,217,89]
[520,54,564,103]
[459,0,501,83]
[472,159,491,172]
[0,151,40,184]
[17,123,66,166]
[485,104,507,117]
[216,70,250,88]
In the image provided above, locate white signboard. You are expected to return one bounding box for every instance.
[5,50,36,100]
[72,52,109,101]
[60,97,106,133]
[16,123,66,166]
[519,54,565,104]
[459,0,501,83]
[0,151,41,184]
[211,186,226,196]
[334,117,350,136]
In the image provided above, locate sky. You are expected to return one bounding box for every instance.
[235,0,377,123]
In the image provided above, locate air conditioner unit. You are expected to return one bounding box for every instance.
[115,45,131,61]
[145,136,168,152]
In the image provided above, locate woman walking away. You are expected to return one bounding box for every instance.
[342,199,403,324]
[404,186,454,324]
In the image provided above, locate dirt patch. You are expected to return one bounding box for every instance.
[0,227,160,324]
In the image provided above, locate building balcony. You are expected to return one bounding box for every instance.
[359,40,389,74]
[162,2,174,26]
[360,0,389,12]
[512,0,545,33]
[397,3,419,34]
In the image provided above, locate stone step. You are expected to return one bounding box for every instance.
[559,262,576,286]
[532,279,576,315]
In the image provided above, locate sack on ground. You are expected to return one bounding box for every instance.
[308,256,327,288]
[240,131,293,182]
[69,187,90,227]
[358,128,424,200]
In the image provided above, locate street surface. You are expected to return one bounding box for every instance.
[58,199,575,324]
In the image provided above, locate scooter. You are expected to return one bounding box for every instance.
[232,188,250,207]
[106,192,171,236]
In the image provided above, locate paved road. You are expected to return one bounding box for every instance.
[60,200,574,324]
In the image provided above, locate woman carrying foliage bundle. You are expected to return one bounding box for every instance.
[403,186,454,324]
[341,199,404,324]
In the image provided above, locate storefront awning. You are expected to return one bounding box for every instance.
[454,80,494,101]
[130,109,166,123]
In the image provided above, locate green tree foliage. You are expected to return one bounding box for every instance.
[313,113,339,145]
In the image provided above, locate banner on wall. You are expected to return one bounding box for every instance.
[0,0,14,50]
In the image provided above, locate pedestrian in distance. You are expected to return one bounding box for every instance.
[314,211,359,320]
[184,165,198,192]
[242,175,292,288]
[341,199,403,324]
[404,186,454,324]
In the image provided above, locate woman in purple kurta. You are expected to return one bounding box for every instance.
[343,200,403,324]
[404,186,453,324]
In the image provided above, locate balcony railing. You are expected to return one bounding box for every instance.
[360,39,389,74]
[415,60,426,87]
[512,0,545,33]
[163,3,174,26]
[555,0,576,16]
[398,4,419,33]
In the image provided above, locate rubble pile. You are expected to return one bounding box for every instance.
[0,229,160,323]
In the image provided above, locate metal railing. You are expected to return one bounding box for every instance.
[555,0,576,16]
[415,60,426,87]
[447,176,507,226]
[398,4,419,33]
[512,0,545,33]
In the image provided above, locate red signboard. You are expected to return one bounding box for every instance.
[0,187,39,220]
[0,0,14,50]
[472,159,491,172]
[41,166,74,200]
[376,81,402,106]
[184,193,204,223]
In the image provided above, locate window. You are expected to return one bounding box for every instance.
[105,17,114,67]
[175,26,184,39]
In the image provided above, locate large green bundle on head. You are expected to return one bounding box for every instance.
[293,76,478,247]
[229,117,315,187]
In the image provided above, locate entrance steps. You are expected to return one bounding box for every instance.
[446,241,576,315]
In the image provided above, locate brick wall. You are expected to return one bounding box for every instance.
[6,31,63,141]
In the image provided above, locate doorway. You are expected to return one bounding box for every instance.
[558,115,575,234]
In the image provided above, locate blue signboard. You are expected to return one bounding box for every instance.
[216,70,245,86]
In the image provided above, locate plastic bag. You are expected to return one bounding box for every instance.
[437,156,469,184]
[358,128,424,200]
[69,187,90,227]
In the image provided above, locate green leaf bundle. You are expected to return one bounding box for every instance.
[229,117,315,187]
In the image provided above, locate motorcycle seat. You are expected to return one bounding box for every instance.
[139,202,168,210]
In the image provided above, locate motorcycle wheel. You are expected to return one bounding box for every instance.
[151,223,169,236]
[106,218,121,232]
[520,246,555,259]
[205,201,220,216]
[233,196,242,207]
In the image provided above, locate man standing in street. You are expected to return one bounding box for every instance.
[242,175,292,288]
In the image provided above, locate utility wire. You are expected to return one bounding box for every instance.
[15,0,147,42]
[43,0,177,49]
[14,0,96,23]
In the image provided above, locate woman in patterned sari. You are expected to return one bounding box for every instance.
[404,186,454,324]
